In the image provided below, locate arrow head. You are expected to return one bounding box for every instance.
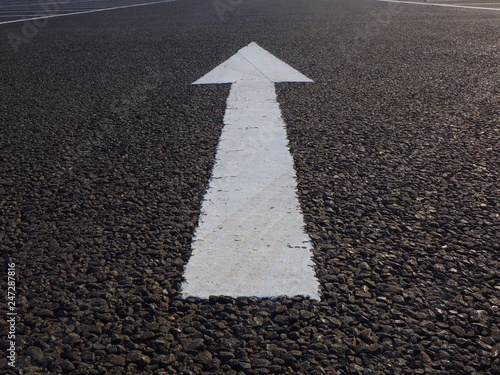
[193,42,313,84]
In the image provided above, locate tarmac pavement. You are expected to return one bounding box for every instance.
[1,0,499,373]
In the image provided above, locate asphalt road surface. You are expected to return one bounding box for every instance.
[1,0,499,373]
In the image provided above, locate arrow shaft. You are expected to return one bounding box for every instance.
[182,76,319,299]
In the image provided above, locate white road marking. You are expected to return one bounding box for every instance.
[375,0,500,11]
[0,0,176,25]
[182,42,320,300]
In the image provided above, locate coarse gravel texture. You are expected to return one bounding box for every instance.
[1,0,499,374]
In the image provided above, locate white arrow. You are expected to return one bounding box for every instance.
[182,42,320,300]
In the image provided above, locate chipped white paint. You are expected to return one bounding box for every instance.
[182,43,319,300]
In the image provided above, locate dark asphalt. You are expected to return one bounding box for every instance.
[1,0,499,373]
